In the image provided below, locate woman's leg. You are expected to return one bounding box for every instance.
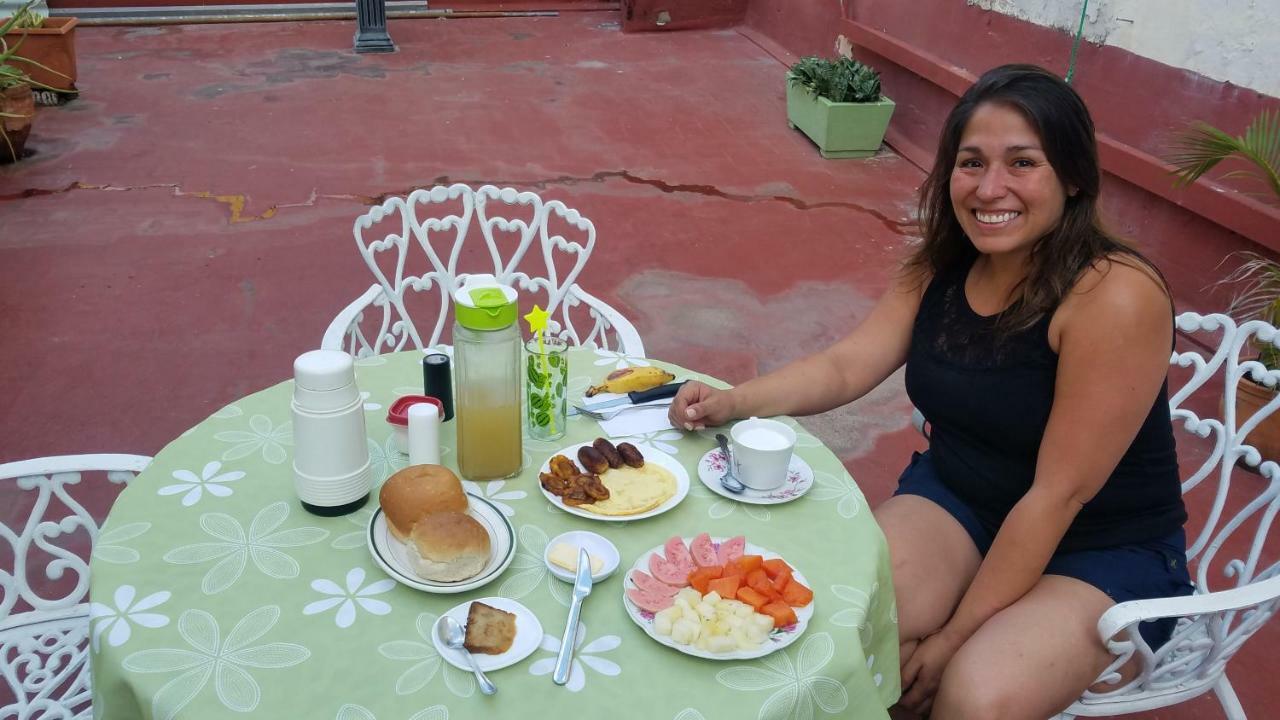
[930,574,1115,720]
[873,495,982,656]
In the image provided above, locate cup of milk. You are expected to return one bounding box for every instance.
[729,417,797,491]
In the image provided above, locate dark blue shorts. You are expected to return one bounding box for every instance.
[893,451,1194,649]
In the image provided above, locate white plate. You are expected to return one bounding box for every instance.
[538,441,690,521]
[367,492,516,594]
[543,530,621,583]
[696,447,814,505]
[622,537,814,660]
[430,597,543,671]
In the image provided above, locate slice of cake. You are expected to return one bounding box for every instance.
[463,601,517,655]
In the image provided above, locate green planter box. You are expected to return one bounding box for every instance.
[786,81,895,159]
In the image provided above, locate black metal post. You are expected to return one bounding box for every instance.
[354,0,395,53]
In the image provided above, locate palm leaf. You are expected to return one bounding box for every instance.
[1168,110,1280,202]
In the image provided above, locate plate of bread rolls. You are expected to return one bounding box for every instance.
[369,464,516,593]
[537,438,689,521]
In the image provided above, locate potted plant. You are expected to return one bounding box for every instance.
[1,0,63,162]
[0,0,75,103]
[1169,110,1280,460]
[786,56,895,159]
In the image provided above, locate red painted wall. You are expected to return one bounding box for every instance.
[620,0,746,33]
[743,0,1280,314]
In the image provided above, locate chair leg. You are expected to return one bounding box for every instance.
[1214,675,1247,720]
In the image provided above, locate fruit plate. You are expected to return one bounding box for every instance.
[367,492,516,594]
[538,441,690,522]
[430,597,543,671]
[621,538,814,660]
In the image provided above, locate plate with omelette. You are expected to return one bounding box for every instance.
[538,438,689,521]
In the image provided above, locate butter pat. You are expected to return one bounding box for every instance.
[549,543,604,574]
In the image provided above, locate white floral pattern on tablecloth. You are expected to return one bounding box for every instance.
[461,479,526,518]
[93,521,151,564]
[808,471,862,519]
[162,502,329,594]
[361,391,383,411]
[332,506,376,551]
[369,434,409,486]
[527,622,621,692]
[89,585,171,651]
[377,612,475,697]
[303,567,396,628]
[592,349,650,370]
[717,632,849,720]
[498,524,571,607]
[614,430,682,455]
[122,606,310,720]
[337,704,449,720]
[157,461,244,507]
[213,415,292,464]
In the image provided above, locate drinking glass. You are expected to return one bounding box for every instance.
[525,336,569,441]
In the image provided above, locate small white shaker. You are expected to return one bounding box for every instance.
[407,402,441,465]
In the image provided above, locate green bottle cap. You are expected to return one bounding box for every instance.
[454,280,518,330]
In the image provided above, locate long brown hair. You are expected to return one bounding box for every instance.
[906,64,1163,332]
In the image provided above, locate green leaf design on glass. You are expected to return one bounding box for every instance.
[527,363,545,387]
[529,393,548,411]
[548,354,561,368]
[534,410,551,427]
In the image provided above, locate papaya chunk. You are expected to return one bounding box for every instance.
[687,566,722,594]
[736,586,769,611]
[735,554,765,574]
[782,578,814,608]
[761,601,798,629]
[707,575,741,600]
[762,558,793,580]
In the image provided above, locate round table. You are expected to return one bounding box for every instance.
[89,348,900,720]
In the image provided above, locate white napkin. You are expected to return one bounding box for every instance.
[579,394,676,438]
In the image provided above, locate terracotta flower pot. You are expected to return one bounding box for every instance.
[0,84,34,163]
[4,17,77,94]
[1231,377,1280,466]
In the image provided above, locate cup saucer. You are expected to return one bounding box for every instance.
[696,447,814,505]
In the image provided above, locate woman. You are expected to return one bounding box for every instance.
[667,64,1192,719]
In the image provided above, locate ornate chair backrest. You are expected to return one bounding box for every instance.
[347,183,611,355]
[0,454,151,717]
[1114,313,1280,689]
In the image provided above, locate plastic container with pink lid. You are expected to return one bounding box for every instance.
[386,395,443,454]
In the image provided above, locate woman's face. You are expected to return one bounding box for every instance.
[949,102,1069,260]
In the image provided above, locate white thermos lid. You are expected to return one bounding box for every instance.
[293,350,355,392]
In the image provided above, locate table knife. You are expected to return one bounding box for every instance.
[570,381,686,415]
[553,547,594,685]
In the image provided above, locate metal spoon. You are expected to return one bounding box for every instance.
[715,433,745,494]
[439,615,497,695]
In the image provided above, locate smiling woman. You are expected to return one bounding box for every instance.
[666,63,1190,720]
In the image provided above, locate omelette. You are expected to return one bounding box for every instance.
[580,463,677,516]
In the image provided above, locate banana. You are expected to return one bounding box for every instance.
[586,366,676,396]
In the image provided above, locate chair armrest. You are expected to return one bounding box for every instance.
[569,286,646,358]
[1097,574,1280,642]
[322,284,383,352]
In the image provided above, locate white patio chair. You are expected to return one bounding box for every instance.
[909,312,1280,718]
[1054,311,1280,719]
[322,183,644,358]
[1,454,152,719]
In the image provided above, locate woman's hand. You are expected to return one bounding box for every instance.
[899,628,964,716]
[668,381,738,431]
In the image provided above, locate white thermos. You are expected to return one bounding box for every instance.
[291,350,373,516]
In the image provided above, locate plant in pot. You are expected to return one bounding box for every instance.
[0,0,76,103]
[1168,110,1280,461]
[785,56,895,159]
[1,0,65,162]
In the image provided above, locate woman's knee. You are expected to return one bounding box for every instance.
[931,653,1021,720]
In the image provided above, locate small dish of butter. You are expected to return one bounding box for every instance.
[543,531,620,583]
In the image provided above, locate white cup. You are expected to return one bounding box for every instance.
[729,417,797,491]
[291,350,372,512]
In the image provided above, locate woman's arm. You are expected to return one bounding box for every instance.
[669,268,927,429]
[900,259,1175,707]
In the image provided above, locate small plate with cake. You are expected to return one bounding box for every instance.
[431,597,542,671]
[537,438,689,521]
[368,465,517,594]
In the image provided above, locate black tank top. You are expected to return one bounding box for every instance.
[904,256,1186,552]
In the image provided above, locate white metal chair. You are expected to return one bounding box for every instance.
[911,312,1280,718]
[322,183,644,358]
[1,454,152,719]
[1054,311,1280,719]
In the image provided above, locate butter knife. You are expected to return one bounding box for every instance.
[553,547,594,685]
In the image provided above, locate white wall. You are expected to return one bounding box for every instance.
[969,0,1279,97]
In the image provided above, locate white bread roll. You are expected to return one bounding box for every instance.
[379,464,467,541]
[407,511,491,582]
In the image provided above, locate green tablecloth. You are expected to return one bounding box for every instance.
[89,348,900,720]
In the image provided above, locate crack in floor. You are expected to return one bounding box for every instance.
[1,170,918,235]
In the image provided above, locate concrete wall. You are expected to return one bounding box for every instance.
[741,0,1280,315]
[970,0,1279,97]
